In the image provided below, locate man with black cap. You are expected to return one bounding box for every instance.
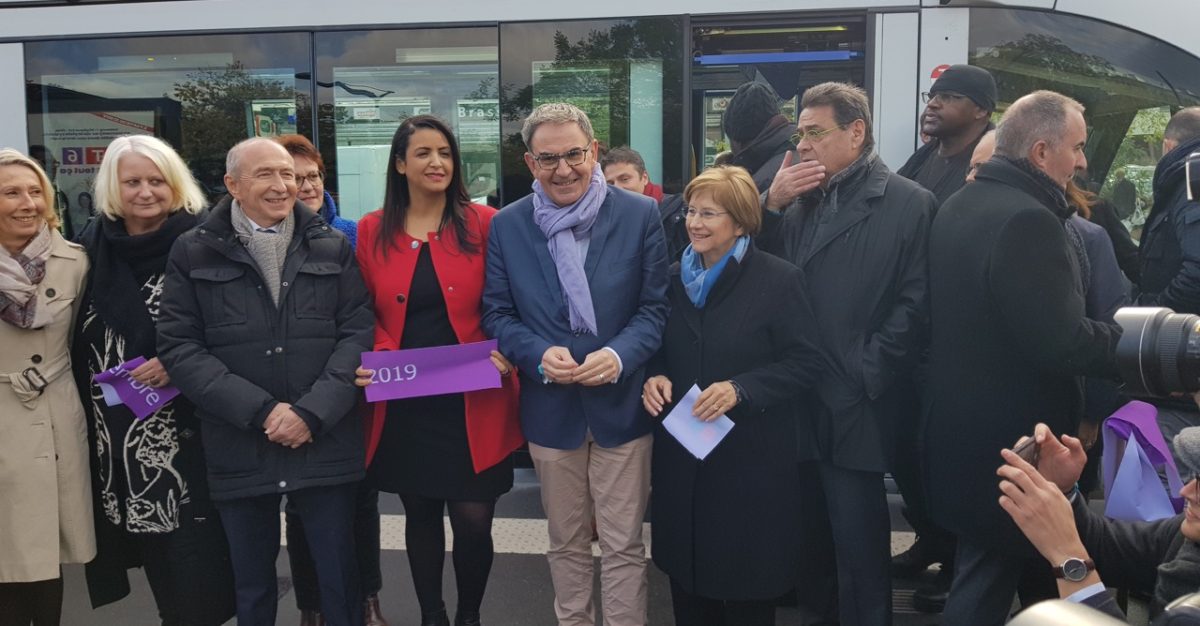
[998,420,1200,619]
[890,63,997,614]
[722,81,797,194]
[898,64,998,205]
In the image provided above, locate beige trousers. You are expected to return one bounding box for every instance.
[529,432,652,626]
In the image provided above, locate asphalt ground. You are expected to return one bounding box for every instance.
[60,469,954,625]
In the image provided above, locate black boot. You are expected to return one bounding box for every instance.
[454,610,481,626]
[420,604,450,626]
[912,565,953,614]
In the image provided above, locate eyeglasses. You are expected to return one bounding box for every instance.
[297,172,324,188]
[531,146,590,170]
[684,207,730,222]
[790,125,846,145]
[921,91,969,105]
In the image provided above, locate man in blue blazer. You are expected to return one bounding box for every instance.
[483,102,669,626]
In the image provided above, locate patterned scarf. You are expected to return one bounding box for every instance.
[0,222,53,329]
[232,200,294,305]
[531,163,607,336]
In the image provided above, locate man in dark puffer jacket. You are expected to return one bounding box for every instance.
[158,138,374,626]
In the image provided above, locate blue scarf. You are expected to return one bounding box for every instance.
[531,163,608,335]
[680,236,749,308]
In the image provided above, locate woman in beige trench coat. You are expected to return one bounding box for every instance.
[0,148,95,625]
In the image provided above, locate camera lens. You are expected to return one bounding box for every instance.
[1114,307,1200,396]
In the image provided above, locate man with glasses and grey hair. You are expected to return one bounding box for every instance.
[482,103,669,626]
[762,81,936,626]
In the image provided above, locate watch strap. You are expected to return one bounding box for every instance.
[1052,557,1095,581]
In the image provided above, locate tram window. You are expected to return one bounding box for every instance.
[969,8,1200,236]
[499,17,685,205]
[25,33,311,236]
[315,28,500,219]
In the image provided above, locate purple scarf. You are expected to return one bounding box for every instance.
[532,163,608,336]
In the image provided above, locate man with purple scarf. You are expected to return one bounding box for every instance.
[483,103,669,626]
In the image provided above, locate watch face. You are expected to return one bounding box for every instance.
[1063,558,1090,582]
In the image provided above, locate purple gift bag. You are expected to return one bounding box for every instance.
[1101,400,1185,522]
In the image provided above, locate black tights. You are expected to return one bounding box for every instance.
[400,494,497,617]
[0,577,64,626]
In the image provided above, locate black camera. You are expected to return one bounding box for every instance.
[1114,307,1200,396]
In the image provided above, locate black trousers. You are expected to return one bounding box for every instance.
[216,483,362,626]
[285,481,382,611]
[891,382,956,566]
[669,579,775,626]
[138,512,236,625]
[0,577,62,626]
[819,461,892,626]
[943,535,1057,626]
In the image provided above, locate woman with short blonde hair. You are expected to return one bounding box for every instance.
[72,135,235,624]
[683,166,763,237]
[93,134,205,222]
[644,164,822,626]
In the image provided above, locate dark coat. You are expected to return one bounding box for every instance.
[766,156,934,472]
[731,116,796,194]
[1135,136,1200,313]
[157,196,374,500]
[897,123,994,206]
[650,244,823,600]
[1087,198,1140,285]
[924,158,1120,547]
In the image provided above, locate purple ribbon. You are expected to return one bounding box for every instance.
[92,356,180,421]
[361,339,501,403]
[1101,400,1185,521]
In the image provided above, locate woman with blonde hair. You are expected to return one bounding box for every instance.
[0,148,94,625]
[642,165,823,625]
[71,134,234,624]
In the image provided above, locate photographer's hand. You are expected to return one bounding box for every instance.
[1030,423,1088,493]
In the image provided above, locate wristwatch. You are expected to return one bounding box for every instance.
[1053,557,1095,582]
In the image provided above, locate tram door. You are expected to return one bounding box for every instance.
[689,16,868,174]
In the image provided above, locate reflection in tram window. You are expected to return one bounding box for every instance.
[499,17,685,204]
[969,8,1200,238]
[25,33,312,234]
[316,29,499,219]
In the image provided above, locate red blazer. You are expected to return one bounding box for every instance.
[356,204,523,472]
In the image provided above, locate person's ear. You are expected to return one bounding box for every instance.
[1029,140,1050,170]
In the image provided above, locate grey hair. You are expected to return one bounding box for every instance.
[800,82,874,150]
[994,90,1085,159]
[521,103,595,151]
[1164,107,1200,145]
[225,137,285,177]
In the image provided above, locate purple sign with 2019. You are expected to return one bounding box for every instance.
[361,339,501,403]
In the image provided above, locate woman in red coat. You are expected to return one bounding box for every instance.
[355,115,522,626]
